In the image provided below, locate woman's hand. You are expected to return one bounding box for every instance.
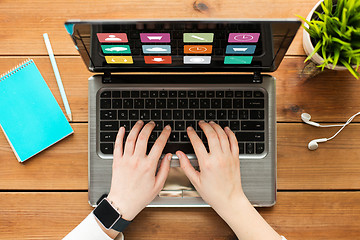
[177,121,245,211]
[107,120,172,221]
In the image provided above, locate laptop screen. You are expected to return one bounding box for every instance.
[65,20,300,73]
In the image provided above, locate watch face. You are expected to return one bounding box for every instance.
[93,199,120,229]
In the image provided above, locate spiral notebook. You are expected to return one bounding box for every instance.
[0,59,73,162]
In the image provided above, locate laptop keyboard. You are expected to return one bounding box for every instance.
[99,88,266,156]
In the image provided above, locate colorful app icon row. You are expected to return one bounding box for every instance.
[105,56,253,64]
[97,32,260,43]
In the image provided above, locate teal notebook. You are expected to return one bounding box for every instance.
[0,59,73,162]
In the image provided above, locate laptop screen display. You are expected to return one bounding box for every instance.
[65,20,300,72]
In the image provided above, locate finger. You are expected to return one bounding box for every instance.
[154,153,172,192]
[225,126,239,157]
[187,126,208,160]
[177,151,200,187]
[113,126,125,159]
[124,120,144,156]
[209,121,230,153]
[148,125,171,160]
[134,121,155,156]
[198,121,222,154]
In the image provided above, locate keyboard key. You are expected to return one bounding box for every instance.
[200,99,210,108]
[100,99,111,109]
[206,91,215,98]
[181,132,189,141]
[122,91,130,98]
[159,91,168,98]
[256,143,265,154]
[185,121,196,128]
[218,120,228,129]
[134,99,144,108]
[188,91,196,97]
[160,143,195,154]
[156,99,166,108]
[131,91,140,98]
[140,91,149,98]
[197,91,206,98]
[179,91,187,98]
[175,121,185,130]
[145,99,155,108]
[139,110,150,120]
[189,99,199,108]
[233,99,243,108]
[211,99,221,108]
[195,110,205,120]
[112,91,120,98]
[169,91,177,98]
[164,120,174,129]
[184,110,194,119]
[178,99,188,108]
[217,110,227,119]
[100,132,117,142]
[254,91,264,97]
[100,91,111,98]
[244,99,264,108]
[206,110,216,120]
[119,120,130,130]
[235,91,243,97]
[167,99,177,108]
[241,121,264,130]
[154,121,163,130]
[112,99,122,109]
[100,121,119,130]
[173,110,183,119]
[222,99,232,108]
[129,110,139,119]
[250,110,265,119]
[228,110,238,119]
[100,110,117,119]
[151,110,161,120]
[118,110,128,120]
[244,91,252,98]
[123,99,133,108]
[169,132,179,142]
[239,143,245,154]
[100,143,113,154]
[225,91,233,98]
[150,91,158,98]
[239,110,249,119]
[246,142,254,154]
[230,121,240,130]
[162,110,171,119]
[216,91,224,98]
[236,132,264,141]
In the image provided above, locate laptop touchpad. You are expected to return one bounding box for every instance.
[162,167,195,191]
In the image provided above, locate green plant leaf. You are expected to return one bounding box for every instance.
[340,59,360,79]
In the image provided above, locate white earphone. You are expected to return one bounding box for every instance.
[301,112,360,150]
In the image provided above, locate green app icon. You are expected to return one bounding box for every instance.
[183,33,214,43]
[101,45,131,54]
[224,56,253,64]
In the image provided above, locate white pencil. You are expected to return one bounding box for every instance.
[43,33,72,121]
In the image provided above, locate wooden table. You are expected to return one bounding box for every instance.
[1,0,359,239]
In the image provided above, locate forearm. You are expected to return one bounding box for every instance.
[213,194,281,240]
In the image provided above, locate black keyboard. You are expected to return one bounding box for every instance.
[99,89,266,156]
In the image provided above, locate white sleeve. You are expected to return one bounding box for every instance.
[63,212,124,240]
[281,236,287,240]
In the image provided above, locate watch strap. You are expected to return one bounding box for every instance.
[112,217,132,232]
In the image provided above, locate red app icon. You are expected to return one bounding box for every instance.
[97,33,128,43]
[144,56,172,64]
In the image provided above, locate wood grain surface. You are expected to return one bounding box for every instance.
[1,192,359,240]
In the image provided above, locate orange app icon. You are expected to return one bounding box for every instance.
[184,45,212,54]
[144,56,172,64]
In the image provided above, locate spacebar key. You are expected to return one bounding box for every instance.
[147,143,195,154]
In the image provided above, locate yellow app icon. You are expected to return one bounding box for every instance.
[105,56,133,64]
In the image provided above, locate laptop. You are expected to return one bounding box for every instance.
[65,19,300,207]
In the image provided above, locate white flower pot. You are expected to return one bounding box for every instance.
[302,0,349,70]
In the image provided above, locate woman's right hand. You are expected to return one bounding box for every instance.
[176,120,247,211]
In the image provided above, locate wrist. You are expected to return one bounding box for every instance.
[106,194,136,221]
[212,191,250,218]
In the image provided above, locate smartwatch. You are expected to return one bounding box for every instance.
[93,198,132,232]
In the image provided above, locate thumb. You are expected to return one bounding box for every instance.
[177,151,200,187]
[154,153,172,191]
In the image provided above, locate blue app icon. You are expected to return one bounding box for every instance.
[142,45,171,54]
[226,45,256,54]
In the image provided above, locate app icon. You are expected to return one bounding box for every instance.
[105,56,133,64]
[184,33,214,43]
[140,33,170,43]
[97,33,128,43]
[224,56,253,64]
[142,45,171,54]
[184,56,211,64]
[184,45,212,54]
[228,33,260,43]
[144,56,172,64]
[101,45,131,54]
[225,45,256,54]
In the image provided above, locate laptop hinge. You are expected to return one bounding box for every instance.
[253,71,263,83]
[103,72,112,83]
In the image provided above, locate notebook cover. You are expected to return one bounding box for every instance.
[0,59,73,162]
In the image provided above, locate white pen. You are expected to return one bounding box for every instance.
[43,33,72,121]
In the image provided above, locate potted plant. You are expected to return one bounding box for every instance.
[297,0,360,79]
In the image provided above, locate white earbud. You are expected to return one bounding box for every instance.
[302,112,360,151]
